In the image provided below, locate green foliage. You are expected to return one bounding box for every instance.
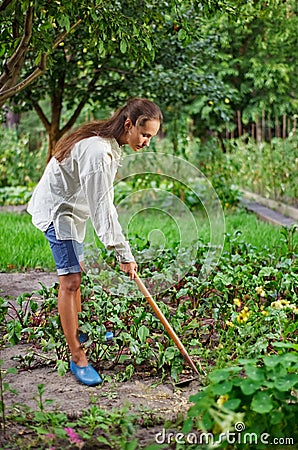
[196,0,298,121]
[192,135,298,206]
[0,210,297,448]
[0,207,293,275]
[114,175,208,211]
[1,131,296,210]
[0,186,33,206]
[1,220,297,381]
[183,347,298,449]
[3,381,141,449]
[226,136,298,205]
[0,128,46,189]
[0,359,17,436]
[2,0,296,155]
[1,0,162,107]
[0,272,186,381]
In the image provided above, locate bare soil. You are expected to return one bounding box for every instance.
[0,271,200,448]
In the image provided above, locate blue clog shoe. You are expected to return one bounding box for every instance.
[79,331,114,344]
[105,331,114,341]
[70,361,102,386]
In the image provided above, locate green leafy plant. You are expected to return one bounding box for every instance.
[183,345,298,449]
[195,136,298,207]
[0,186,33,206]
[0,359,17,436]
[0,222,297,384]
[0,128,46,190]
[5,389,144,450]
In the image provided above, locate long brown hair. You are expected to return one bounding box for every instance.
[53,98,163,162]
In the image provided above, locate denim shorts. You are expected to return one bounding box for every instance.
[44,223,84,276]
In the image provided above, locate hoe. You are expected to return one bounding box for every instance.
[134,273,202,387]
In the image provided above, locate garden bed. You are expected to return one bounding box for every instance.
[1,209,297,449]
[0,272,200,449]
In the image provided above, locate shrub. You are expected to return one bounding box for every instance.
[183,345,298,449]
[0,128,46,188]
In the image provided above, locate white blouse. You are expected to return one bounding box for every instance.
[27,136,134,263]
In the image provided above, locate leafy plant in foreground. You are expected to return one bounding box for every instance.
[0,359,17,436]
[182,345,298,449]
[5,386,143,450]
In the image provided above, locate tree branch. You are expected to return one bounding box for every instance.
[27,90,51,131]
[0,54,47,105]
[103,66,132,76]
[0,16,82,107]
[59,69,102,136]
[0,0,13,12]
[51,56,66,131]
[0,5,34,87]
[52,19,82,50]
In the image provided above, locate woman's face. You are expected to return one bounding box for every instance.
[124,119,160,151]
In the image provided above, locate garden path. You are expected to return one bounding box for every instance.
[242,200,296,227]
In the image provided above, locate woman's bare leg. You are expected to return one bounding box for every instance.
[75,262,85,314]
[58,272,88,367]
[76,289,82,314]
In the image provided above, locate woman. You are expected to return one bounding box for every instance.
[27,98,162,386]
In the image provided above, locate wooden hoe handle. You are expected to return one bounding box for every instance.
[134,273,200,377]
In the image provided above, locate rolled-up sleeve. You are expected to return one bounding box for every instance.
[80,152,135,263]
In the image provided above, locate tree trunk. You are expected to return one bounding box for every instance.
[282,114,286,139]
[237,110,242,137]
[268,113,272,141]
[261,109,265,141]
[27,53,103,163]
[256,115,261,143]
[4,104,20,130]
[47,130,59,162]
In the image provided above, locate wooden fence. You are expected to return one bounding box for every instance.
[225,110,297,141]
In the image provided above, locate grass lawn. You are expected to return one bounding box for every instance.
[0,207,295,272]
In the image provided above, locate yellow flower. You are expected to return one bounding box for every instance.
[217,394,229,406]
[289,304,298,314]
[237,308,250,323]
[270,300,282,309]
[270,300,298,313]
[270,300,292,309]
[233,298,241,307]
[280,300,290,307]
[256,286,266,297]
[226,320,234,327]
[261,310,268,316]
[237,313,248,323]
